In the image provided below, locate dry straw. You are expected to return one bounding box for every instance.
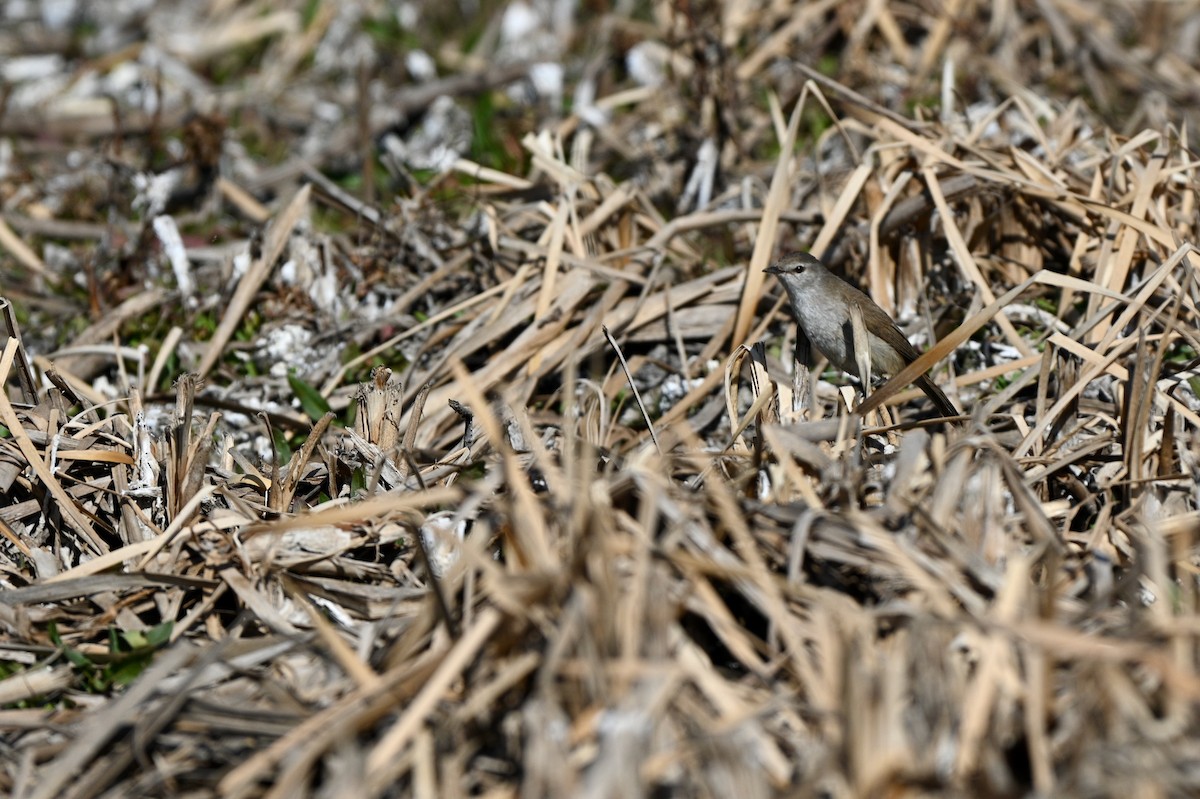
[3,1,1200,797]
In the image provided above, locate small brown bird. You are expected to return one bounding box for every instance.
[765,251,958,418]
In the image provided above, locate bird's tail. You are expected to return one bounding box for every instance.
[916,375,959,419]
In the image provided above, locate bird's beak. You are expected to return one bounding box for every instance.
[763,264,781,274]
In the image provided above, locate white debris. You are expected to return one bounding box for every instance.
[406,50,437,82]
[132,169,183,218]
[153,215,196,308]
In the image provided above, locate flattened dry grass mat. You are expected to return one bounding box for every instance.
[3,1,1200,797]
